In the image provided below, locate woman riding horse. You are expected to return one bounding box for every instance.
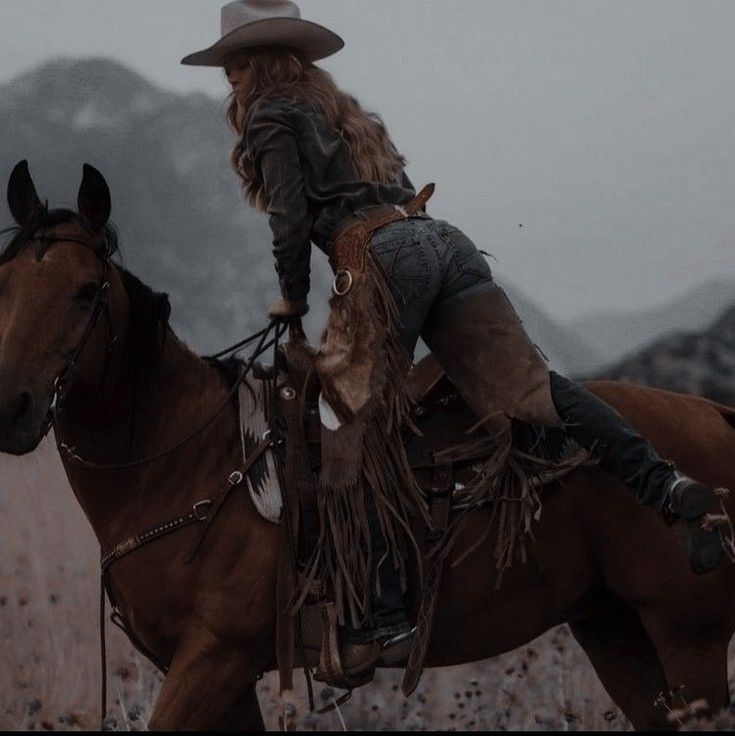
[182,0,724,679]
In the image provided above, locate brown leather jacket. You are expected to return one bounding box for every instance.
[245,95,417,301]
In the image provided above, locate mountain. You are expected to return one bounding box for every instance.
[411,279,601,375]
[594,303,735,406]
[567,278,735,372]
[0,57,288,353]
[0,57,595,372]
[4,57,177,133]
[502,282,602,375]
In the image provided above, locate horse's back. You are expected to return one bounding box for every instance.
[585,379,735,491]
[429,378,735,663]
[540,380,735,612]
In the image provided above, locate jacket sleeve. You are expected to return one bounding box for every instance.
[245,99,313,302]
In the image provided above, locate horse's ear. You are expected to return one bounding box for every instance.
[77,163,111,233]
[7,160,43,227]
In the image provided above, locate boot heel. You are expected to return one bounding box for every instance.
[671,478,711,521]
[686,519,724,575]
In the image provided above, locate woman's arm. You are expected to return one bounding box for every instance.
[246,98,314,309]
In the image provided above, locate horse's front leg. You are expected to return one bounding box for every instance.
[148,629,266,731]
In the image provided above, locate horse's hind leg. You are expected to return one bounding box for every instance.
[570,601,672,731]
[639,608,730,720]
[213,685,265,732]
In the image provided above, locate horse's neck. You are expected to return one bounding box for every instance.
[58,326,240,548]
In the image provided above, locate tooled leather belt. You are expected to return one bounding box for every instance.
[328,183,436,295]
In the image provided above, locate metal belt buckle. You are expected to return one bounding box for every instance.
[332,268,353,296]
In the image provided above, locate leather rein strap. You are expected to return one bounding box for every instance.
[100,435,272,573]
[25,230,284,472]
[97,434,272,726]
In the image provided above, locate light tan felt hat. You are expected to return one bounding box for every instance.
[181,0,344,66]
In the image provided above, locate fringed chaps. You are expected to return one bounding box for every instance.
[304,189,435,630]
[421,285,569,583]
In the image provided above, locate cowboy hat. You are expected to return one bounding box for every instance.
[181,0,344,66]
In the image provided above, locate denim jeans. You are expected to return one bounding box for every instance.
[356,215,675,639]
[369,214,496,358]
[368,215,675,512]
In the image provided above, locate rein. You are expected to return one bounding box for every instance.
[28,234,113,441]
[58,320,282,470]
[27,232,286,470]
[22,231,299,725]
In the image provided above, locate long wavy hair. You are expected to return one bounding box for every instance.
[225,45,407,211]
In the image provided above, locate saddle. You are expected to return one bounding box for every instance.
[241,333,588,696]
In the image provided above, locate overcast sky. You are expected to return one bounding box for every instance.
[2,0,735,322]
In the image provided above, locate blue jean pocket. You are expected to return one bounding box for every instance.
[433,222,493,285]
[370,228,432,308]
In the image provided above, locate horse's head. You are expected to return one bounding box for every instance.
[0,160,118,455]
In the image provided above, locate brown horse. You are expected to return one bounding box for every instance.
[2,161,734,731]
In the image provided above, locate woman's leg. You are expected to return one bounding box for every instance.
[548,371,723,573]
[419,220,723,574]
[338,216,444,661]
[548,371,674,511]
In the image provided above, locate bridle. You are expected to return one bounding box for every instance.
[16,230,310,727]
[26,232,113,441]
[25,231,283,471]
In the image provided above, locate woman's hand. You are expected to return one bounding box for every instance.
[267,297,309,320]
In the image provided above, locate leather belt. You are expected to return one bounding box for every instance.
[331,183,435,244]
[328,183,436,286]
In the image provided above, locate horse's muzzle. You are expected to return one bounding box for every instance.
[0,388,45,455]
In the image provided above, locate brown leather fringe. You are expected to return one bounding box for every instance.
[301,251,428,629]
[435,427,592,587]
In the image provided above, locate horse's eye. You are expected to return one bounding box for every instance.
[74,282,99,302]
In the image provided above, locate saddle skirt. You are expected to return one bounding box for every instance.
[231,344,591,693]
[236,349,589,559]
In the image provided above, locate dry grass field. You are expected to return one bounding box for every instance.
[1,437,732,731]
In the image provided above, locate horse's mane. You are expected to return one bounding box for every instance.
[0,208,171,376]
[0,206,121,263]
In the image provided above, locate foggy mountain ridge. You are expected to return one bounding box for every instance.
[0,56,597,373]
[501,283,601,374]
[2,57,179,132]
[568,277,735,372]
[595,301,735,406]
[0,56,285,353]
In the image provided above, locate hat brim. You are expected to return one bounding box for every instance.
[181,17,344,66]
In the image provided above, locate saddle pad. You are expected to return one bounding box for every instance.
[238,376,283,523]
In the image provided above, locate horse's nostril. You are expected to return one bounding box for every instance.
[11,391,32,424]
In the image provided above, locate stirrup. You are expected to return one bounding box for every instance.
[315,602,375,690]
[379,626,416,666]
